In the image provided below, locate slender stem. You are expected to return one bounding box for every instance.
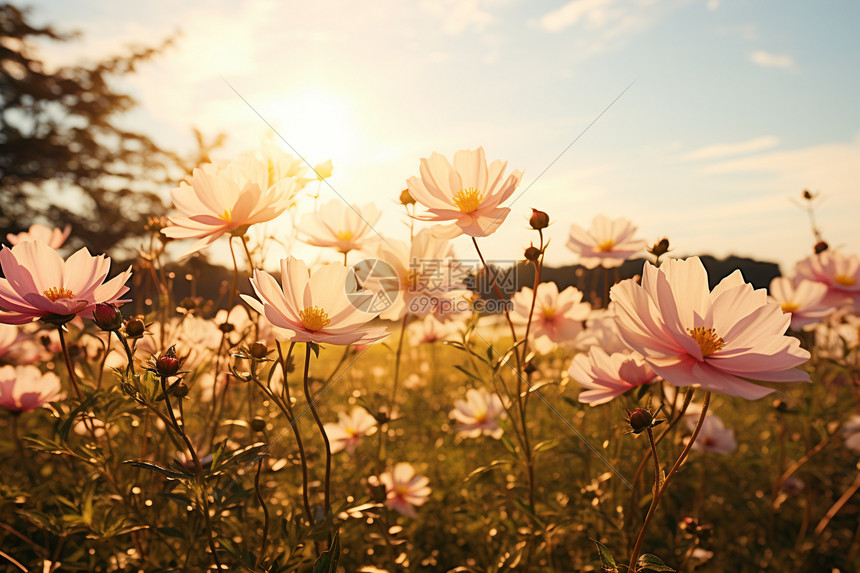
[114,330,137,377]
[814,470,860,535]
[255,458,270,568]
[471,237,521,369]
[627,387,695,524]
[159,375,223,571]
[303,343,332,533]
[57,327,83,399]
[390,314,409,406]
[629,392,711,571]
[274,342,314,526]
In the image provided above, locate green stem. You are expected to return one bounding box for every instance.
[302,343,332,536]
[57,327,83,400]
[628,392,711,571]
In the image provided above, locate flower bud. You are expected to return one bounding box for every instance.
[399,188,416,205]
[173,382,189,398]
[802,189,813,200]
[648,238,670,258]
[250,417,267,432]
[814,240,829,254]
[156,346,181,377]
[93,303,124,331]
[626,407,654,435]
[249,342,268,360]
[524,245,541,262]
[125,318,146,339]
[179,297,199,312]
[529,208,549,230]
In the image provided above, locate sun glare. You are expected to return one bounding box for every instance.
[263,89,358,169]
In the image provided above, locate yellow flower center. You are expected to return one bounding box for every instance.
[220,209,232,223]
[688,326,725,358]
[393,484,410,497]
[43,287,75,302]
[597,239,616,252]
[836,274,856,287]
[780,302,800,313]
[336,230,355,242]
[452,187,483,214]
[541,307,557,321]
[299,305,331,331]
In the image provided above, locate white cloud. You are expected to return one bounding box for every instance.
[540,0,616,32]
[684,136,780,161]
[749,50,795,70]
[706,0,720,11]
[420,0,493,34]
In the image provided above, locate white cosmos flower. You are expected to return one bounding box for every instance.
[567,215,647,269]
[406,147,524,238]
[371,462,431,518]
[242,257,389,346]
[298,199,382,257]
[162,158,299,257]
[768,276,834,330]
[449,387,506,439]
[324,408,378,454]
[6,224,72,249]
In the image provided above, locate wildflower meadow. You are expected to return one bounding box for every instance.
[2,2,860,572]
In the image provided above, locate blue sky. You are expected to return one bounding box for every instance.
[27,0,860,271]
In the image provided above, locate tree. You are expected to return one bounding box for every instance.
[0,3,183,255]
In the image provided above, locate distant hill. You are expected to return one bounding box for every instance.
[470,255,781,307]
[123,254,781,315]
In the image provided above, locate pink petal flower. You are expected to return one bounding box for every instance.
[610,257,810,399]
[407,147,523,238]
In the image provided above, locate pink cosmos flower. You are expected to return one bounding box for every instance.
[372,462,431,518]
[567,215,647,269]
[298,199,382,257]
[449,387,506,439]
[0,364,63,412]
[0,241,132,325]
[569,347,657,406]
[0,324,43,364]
[610,257,811,400]
[406,147,524,238]
[6,224,72,249]
[768,276,834,330]
[162,159,299,257]
[511,282,591,353]
[241,257,389,345]
[795,250,860,310]
[324,407,378,454]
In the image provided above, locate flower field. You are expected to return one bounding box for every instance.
[1,142,859,573]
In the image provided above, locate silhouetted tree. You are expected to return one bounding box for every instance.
[0,3,184,255]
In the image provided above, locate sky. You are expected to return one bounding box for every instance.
[25,0,860,273]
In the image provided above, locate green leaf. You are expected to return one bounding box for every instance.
[58,392,101,442]
[313,530,340,573]
[453,364,481,381]
[124,460,188,479]
[590,538,617,572]
[637,554,675,572]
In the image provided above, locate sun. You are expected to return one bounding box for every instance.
[261,88,358,169]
